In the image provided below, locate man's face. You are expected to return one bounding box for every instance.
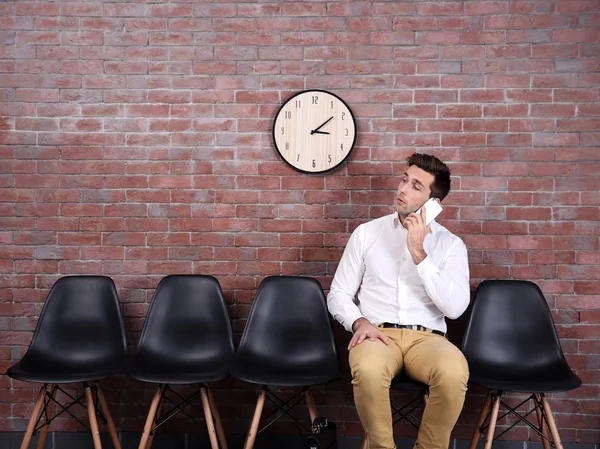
[395,165,434,217]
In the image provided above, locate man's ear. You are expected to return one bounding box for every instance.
[434,198,441,204]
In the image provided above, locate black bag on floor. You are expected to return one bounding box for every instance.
[305,416,338,449]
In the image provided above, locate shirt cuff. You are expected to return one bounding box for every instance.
[416,255,438,280]
[345,310,365,334]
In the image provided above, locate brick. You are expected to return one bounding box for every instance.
[533,133,579,147]
[415,31,460,45]
[460,89,505,103]
[488,74,531,88]
[531,104,576,117]
[532,43,578,58]
[556,29,600,43]
[462,31,506,45]
[558,0,600,12]
[555,88,600,102]
[418,2,463,15]
[441,46,486,59]
[506,89,553,102]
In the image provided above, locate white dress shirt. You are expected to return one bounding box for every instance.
[327,213,470,334]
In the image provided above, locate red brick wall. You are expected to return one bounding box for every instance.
[1,0,599,443]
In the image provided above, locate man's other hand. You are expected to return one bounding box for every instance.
[348,318,390,350]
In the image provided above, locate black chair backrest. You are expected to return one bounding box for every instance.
[27,275,127,367]
[462,280,568,372]
[236,276,339,382]
[134,275,234,375]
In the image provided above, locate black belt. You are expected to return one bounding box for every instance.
[380,323,445,337]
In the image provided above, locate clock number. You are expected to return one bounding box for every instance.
[312,159,316,168]
[312,96,318,105]
[297,154,300,162]
[345,128,348,136]
[285,111,291,119]
[342,112,345,121]
[340,143,344,151]
[296,100,301,108]
[285,142,289,150]
[328,155,332,163]
[331,100,334,109]
[281,126,284,135]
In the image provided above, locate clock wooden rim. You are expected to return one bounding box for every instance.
[272,89,357,174]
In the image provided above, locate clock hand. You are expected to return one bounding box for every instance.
[312,131,330,135]
[310,116,334,135]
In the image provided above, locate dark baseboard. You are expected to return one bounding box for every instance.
[1,432,597,449]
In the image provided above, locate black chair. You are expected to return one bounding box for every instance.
[462,280,581,449]
[232,276,340,449]
[7,275,127,449]
[129,275,235,449]
[359,373,429,449]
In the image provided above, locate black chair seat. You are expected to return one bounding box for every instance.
[7,355,126,384]
[390,372,428,391]
[130,352,231,385]
[234,353,338,387]
[468,364,581,393]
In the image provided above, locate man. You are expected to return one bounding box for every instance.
[327,153,470,449]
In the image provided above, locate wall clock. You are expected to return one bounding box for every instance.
[272,89,357,173]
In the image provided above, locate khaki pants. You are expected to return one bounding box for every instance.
[349,328,469,449]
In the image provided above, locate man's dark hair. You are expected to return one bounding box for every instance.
[406,153,451,200]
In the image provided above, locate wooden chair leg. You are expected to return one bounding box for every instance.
[145,393,163,449]
[138,386,163,449]
[469,391,492,449]
[21,385,48,449]
[541,395,564,449]
[483,391,501,449]
[242,389,266,449]
[304,390,318,424]
[534,394,551,449]
[85,385,102,449]
[200,386,220,449]
[36,385,57,449]
[95,384,122,449]
[207,385,228,449]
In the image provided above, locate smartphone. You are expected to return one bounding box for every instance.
[415,198,443,226]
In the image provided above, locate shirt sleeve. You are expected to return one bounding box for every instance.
[416,237,470,320]
[326,226,366,333]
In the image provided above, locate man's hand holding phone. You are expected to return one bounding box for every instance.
[405,198,442,264]
[416,197,443,225]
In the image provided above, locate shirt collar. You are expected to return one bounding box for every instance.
[392,212,437,232]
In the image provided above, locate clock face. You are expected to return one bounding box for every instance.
[273,89,357,173]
